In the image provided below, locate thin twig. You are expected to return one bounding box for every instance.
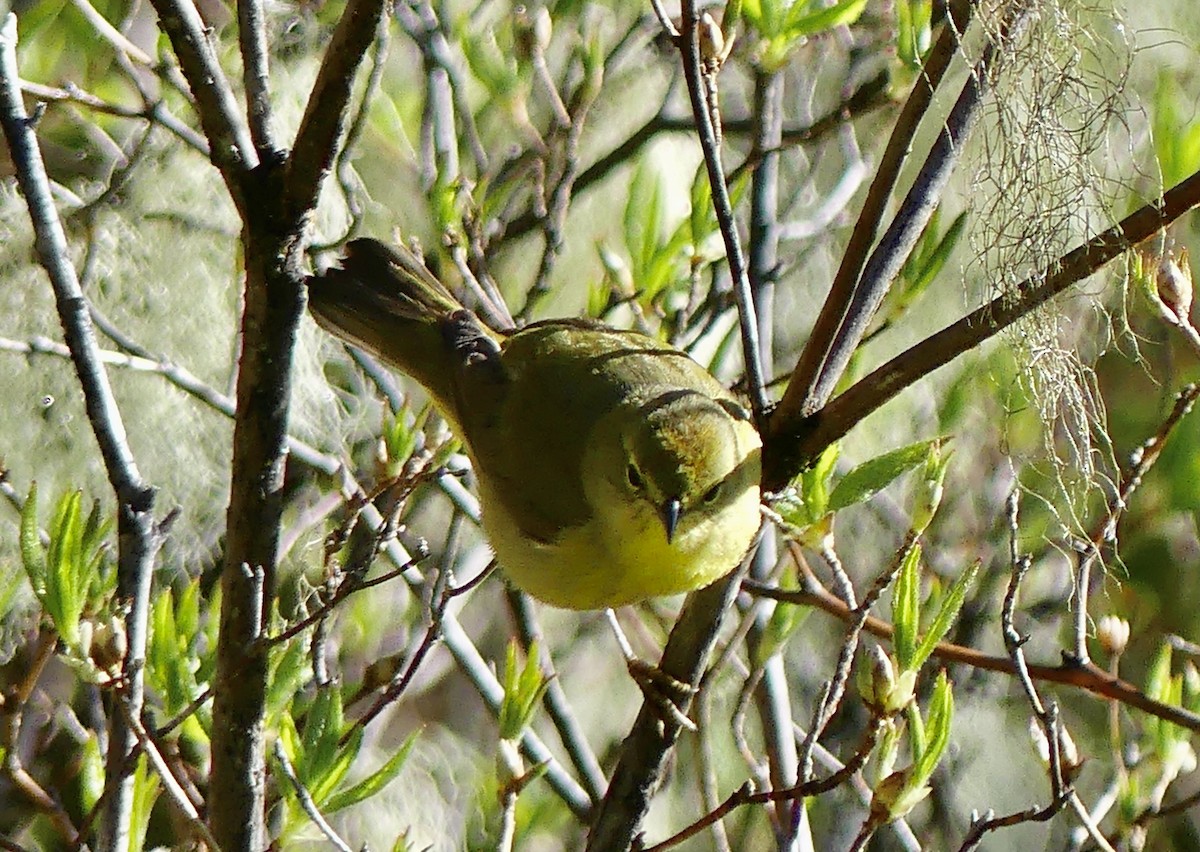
[1,632,79,845]
[585,561,754,850]
[113,697,221,851]
[956,551,1077,850]
[643,717,885,852]
[5,325,591,822]
[784,0,972,416]
[153,687,214,738]
[1071,384,1200,663]
[677,0,767,421]
[310,11,391,251]
[517,56,601,321]
[18,78,209,154]
[69,0,153,64]
[506,588,607,803]
[800,533,918,782]
[148,0,257,201]
[273,739,355,852]
[395,0,489,175]
[780,0,1033,430]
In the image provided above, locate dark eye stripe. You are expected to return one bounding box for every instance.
[627,463,644,490]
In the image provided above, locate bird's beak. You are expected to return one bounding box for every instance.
[661,497,682,543]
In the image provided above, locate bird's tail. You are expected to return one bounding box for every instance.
[309,238,500,411]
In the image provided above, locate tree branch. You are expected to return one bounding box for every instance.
[782,0,973,418]
[744,557,1200,732]
[285,0,389,221]
[0,15,160,849]
[763,165,1200,486]
[148,0,257,205]
[778,0,1036,445]
[237,0,276,155]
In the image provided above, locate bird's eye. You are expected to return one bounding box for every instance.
[626,463,644,490]
[701,482,722,505]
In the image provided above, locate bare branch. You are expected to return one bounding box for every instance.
[285,0,389,221]
[744,554,1200,732]
[0,16,161,848]
[782,0,972,416]
[777,0,1033,440]
[765,165,1200,487]
[237,0,275,154]
[149,0,257,201]
[676,0,768,421]
[273,739,354,852]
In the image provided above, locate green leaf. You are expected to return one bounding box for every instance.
[381,406,431,477]
[128,754,162,852]
[460,27,519,99]
[830,439,940,513]
[1144,644,1183,751]
[324,729,419,813]
[301,688,345,783]
[805,442,840,518]
[40,490,93,647]
[688,162,714,250]
[758,0,790,36]
[20,483,46,588]
[783,0,868,39]
[910,561,979,672]
[498,640,550,740]
[905,700,925,762]
[754,573,809,665]
[266,636,311,725]
[278,711,302,765]
[311,727,362,807]
[891,543,922,671]
[896,0,933,68]
[913,671,953,781]
[176,579,201,640]
[79,733,105,814]
[624,158,664,284]
[147,587,208,731]
[739,0,763,29]
[900,210,967,308]
[1146,643,1172,704]
[777,443,839,526]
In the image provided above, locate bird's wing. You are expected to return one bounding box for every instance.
[455,322,668,542]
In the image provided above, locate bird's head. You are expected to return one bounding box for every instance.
[605,391,761,544]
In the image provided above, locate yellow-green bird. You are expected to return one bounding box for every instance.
[309,238,762,610]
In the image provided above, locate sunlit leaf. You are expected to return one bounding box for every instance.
[830,439,939,513]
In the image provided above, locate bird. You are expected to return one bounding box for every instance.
[308,237,762,610]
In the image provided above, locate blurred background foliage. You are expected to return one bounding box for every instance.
[3,0,1200,849]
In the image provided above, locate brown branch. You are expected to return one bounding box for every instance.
[782,0,974,419]
[1072,383,1200,662]
[585,569,751,850]
[643,717,884,851]
[18,78,210,154]
[764,165,1200,487]
[675,0,767,420]
[148,0,257,206]
[285,0,388,222]
[743,562,1200,733]
[237,0,275,154]
[1,633,78,845]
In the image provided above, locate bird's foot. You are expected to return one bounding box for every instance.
[626,657,697,733]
